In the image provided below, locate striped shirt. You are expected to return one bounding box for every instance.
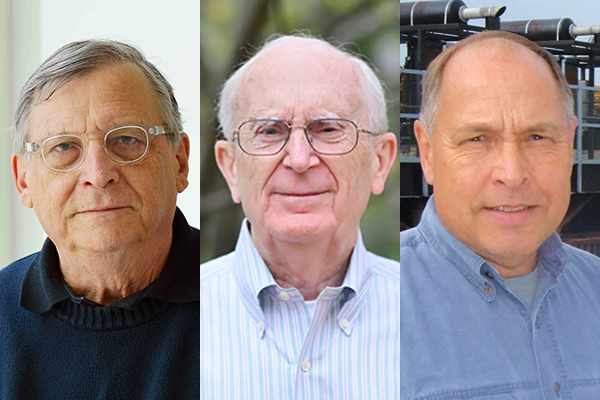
[200,220,400,399]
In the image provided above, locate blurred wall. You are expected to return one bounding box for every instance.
[1,0,199,267]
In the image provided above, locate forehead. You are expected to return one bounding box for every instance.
[235,42,364,122]
[436,39,567,124]
[443,39,558,94]
[29,62,161,136]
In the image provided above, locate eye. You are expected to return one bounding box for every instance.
[530,134,546,141]
[262,128,281,136]
[117,136,138,145]
[464,135,487,143]
[54,142,73,152]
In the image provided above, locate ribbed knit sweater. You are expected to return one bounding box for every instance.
[0,209,199,400]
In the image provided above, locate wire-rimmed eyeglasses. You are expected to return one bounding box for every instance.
[233,118,376,156]
[25,124,169,173]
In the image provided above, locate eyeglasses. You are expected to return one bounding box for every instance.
[233,118,376,156]
[25,125,168,173]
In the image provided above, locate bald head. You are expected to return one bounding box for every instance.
[216,35,388,140]
[419,30,574,136]
[235,41,363,128]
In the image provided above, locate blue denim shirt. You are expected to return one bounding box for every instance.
[401,198,600,400]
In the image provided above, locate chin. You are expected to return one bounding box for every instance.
[266,213,334,244]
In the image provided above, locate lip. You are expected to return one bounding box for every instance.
[484,204,537,225]
[75,206,129,215]
[275,191,329,197]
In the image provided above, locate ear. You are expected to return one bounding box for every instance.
[174,133,191,193]
[12,153,33,208]
[414,120,435,186]
[215,140,241,203]
[370,132,397,195]
[569,116,578,155]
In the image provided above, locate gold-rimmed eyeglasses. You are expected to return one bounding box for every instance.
[233,118,376,156]
[25,124,168,173]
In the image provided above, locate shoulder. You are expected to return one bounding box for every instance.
[562,242,600,275]
[400,226,426,250]
[0,253,37,306]
[0,253,37,287]
[366,251,399,282]
[200,252,235,285]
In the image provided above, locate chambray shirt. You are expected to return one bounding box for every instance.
[200,220,400,400]
[401,197,600,400]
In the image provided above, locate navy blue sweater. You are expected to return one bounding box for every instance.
[0,210,199,400]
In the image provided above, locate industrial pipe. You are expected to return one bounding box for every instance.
[501,18,574,41]
[401,0,506,26]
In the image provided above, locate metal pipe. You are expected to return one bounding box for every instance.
[459,6,506,21]
[570,25,600,37]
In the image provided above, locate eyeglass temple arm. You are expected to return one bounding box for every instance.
[359,128,378,135]
[148,126,167,136]
[25,142,39,152]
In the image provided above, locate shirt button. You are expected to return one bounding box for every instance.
[553,382,560,393]
[301,360,311,372]
[485,271,494,279]
[257,321,264,330]
[341,319,350,328]
[483,284,493,295]
[280,292,290,301]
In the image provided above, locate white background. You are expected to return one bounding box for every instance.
[0,0,199,267]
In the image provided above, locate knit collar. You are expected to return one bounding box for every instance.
[20,207,199,313]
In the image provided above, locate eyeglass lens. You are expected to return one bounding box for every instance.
[42,126,150,171]
[238,119,358,155]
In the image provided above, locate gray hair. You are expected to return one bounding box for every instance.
[11,39,183,155]
[217,34,388,140]
[420,30,574,135]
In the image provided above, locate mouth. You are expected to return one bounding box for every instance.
[76,206,129,215]
[276,191,329,197]
[488,205,533,212]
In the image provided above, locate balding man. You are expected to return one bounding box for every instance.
[200,35,399,398]
[401,30,600,398]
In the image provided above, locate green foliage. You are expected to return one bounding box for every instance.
[200,0,399,263]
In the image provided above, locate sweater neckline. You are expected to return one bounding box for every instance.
[50,297,172,331]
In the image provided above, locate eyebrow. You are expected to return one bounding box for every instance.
[455,121,560,135]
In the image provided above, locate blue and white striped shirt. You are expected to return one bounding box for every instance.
[200,220,400,399]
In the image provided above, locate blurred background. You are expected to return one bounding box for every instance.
[0,0,199,267]
[200,0,400,263]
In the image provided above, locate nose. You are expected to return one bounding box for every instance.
[77,139,120,188]
[281,127,320,173]
[492,142,529,189]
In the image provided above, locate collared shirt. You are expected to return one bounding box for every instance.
[200,220,400,399]
[401,197,600,400]
[19,207,199,313]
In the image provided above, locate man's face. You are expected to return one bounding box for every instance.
[416,39,576,275]
[13,62,190,254]
[216,43,396,246]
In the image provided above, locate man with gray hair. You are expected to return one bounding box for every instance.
[0,39,199,398]
[401,30,600,398]
[200,34,399,398]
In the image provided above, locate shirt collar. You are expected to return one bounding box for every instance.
[418,196,568,298]
[232,219,372,328]
[20,207,199,313]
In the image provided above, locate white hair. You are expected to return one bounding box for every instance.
[217,34,388,140]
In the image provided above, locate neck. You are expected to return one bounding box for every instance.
[57,227,173,306]
[251,225,357,301]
